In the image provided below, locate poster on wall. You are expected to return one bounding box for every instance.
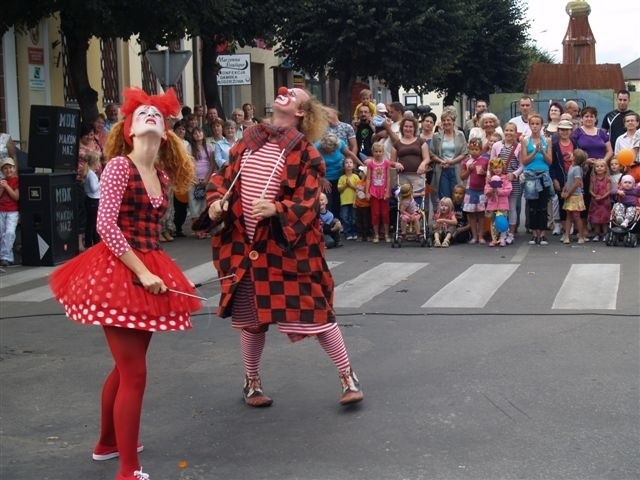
[217,54,251,86]
[28,47,46,91]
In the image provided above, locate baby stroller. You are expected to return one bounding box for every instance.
[605,205,639,248]
[391,178,431,248]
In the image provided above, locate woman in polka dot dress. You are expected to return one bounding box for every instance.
[49,87,200,480]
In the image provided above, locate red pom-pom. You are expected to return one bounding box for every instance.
[277,86,289,96]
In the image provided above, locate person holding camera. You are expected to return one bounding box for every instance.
[355,104,375,161]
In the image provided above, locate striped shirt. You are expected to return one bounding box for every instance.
[240,141,285,240]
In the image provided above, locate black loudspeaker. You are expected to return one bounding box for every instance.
[19,173,79,266]
[28,105,81,171]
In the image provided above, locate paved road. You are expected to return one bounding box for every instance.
[1,237,639,479]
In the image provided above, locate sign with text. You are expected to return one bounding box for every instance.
[28,47,45,91]
[217,54,251,86]
[28,106,80,170]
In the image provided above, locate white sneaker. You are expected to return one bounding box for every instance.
[505,232,514,245]
[552,223,562,235]
[621,220,629,228]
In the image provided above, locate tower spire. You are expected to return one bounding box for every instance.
[563,0,596,64]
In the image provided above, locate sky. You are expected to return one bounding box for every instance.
[522,0,639,67]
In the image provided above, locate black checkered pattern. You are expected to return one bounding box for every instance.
[207,137,336,325]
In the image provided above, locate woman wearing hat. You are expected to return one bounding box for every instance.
[50,87,201,480]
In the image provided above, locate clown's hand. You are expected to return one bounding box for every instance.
[209,199,228,221]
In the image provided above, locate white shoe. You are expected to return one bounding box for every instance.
[505,232,514,245]
[552,223,562,235]
[621,220,629,228]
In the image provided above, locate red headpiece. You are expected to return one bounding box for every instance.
[121,87,181,146]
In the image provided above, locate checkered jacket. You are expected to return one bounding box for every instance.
[118,160,167,251]
[206,137,336,325]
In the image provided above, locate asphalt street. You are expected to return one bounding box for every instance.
[1,234,639,480]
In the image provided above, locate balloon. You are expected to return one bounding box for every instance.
[494,214,509,233]
[617,149,635,167]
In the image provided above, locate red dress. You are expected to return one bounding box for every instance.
[587,175,611,224]
[50,156,200,331]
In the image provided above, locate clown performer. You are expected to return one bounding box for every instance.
[50,88,201,480]
[206,87,364,407]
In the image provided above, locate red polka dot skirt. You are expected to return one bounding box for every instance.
[50,243,201,332]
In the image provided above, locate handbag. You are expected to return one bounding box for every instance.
[193,184,206,200]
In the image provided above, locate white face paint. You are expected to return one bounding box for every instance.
[272,88,310,129]
[273,88,309,114]
[130,105,165,139]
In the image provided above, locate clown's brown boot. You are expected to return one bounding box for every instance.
[243,374,273,407]
[338,367,364,405]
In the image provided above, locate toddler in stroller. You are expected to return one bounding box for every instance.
[391,182,429,247]
[606,174,640,247]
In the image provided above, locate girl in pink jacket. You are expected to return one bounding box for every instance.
[484,158,513,246]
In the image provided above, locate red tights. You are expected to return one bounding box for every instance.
[98,327,152,477]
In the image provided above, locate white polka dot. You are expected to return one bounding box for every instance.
[104,318,113,324]
[127,323,135,328]
[117,315,126,322]
[97,311,105,318]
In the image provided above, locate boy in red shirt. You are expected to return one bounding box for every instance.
[0,158,19,266]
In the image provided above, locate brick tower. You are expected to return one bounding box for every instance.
[563,0,596,65]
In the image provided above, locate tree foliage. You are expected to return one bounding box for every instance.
[3,1,277,121]
[273,0,533,112]
[273,0,468,115]
[436,0,530,104]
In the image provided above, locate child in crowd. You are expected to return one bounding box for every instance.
[398,183,421,236]
[372,103,388,131]
[460,137,489,243]
[486,132,503,155]
[0,158,19,267]
[588,159,612,241]
[484,158,512,247]
[338,158,360,240]
[366,142,392,243]
[83,151,102,248]
[561,148,588,244]
[354,166,371,241]
[451,184,471,243]
[612,174,640,228]
[609,158,623,189]
[319,192,342,248]
[432,197,457,247]
[491,122,522,245]
[352,88,377,124]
